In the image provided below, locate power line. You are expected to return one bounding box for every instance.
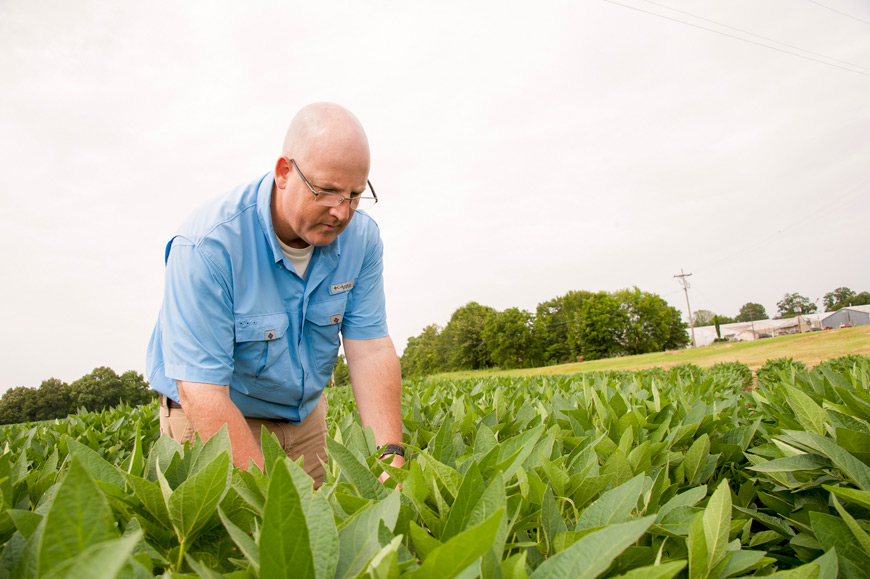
[639,0,870,73]
[808,0,870,26]
[601,0,870,77]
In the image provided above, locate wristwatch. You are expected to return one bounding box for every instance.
[377,444,405,459]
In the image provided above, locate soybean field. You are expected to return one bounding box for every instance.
[1,356,869,578]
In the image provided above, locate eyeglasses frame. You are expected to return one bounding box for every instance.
[288,157,377,209]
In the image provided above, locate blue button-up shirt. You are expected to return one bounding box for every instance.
[146,172,389,422]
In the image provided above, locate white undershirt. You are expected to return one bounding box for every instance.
[276,238,315,277]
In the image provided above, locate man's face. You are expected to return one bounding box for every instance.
[273,150,370,248]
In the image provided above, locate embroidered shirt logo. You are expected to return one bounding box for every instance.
[330,281,354,294]
[264,330,276,341]
[330,314,343,325]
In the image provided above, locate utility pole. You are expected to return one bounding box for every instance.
[674,269,696,347]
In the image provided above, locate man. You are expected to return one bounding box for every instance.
[146,103,404,486]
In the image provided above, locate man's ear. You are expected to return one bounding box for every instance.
[274,156,292,189]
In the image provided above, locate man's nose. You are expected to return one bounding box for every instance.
[329,200,352,221]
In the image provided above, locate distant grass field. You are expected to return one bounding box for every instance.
[434,325,870,380]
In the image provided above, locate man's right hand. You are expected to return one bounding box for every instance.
[176,381,265,470]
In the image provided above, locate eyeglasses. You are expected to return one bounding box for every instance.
[288,158,378,211]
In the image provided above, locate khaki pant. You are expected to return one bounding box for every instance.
[159,394,329,487]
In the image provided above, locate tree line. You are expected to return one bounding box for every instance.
[691,286,870,328]
[400,287,689,377]
[0,366,156,425]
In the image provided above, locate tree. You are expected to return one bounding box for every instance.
[692,310,716,327]
[776,293,817,319]
[400,324,442,377]
[483,308,537,369]
[579,292,627,360]
[439,302,496,370]
[535,290,593,364]
[823,287,856,311]
[615,287,689,355]
[30,378,72,421]
[70,367,153,412]
[0,386,38,425]
[735,302,767,322]
[332,354,350,386]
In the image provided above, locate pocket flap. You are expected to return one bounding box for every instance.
[234,312,289,343]
[305,296,348,327]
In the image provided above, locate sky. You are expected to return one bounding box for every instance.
[1,0,869,391]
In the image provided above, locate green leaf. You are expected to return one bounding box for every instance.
[688,510,709,579]
[715,550,770,579]
[810,511,870,579]
[656,485,706,523]
[121,472,172,530]
[748,454,833,473]
[410,508,504,579]
[429,415,456,468]
[701,480,731,572]
[779,430,870,491]
[683,434,711,486]
[575,473,644,531]
[218,507,259,574]
[336,492,401,579]
[541,485,568,555]
[529,516,655,579]
[38,458,118,576]
[409,521,442,561]
[327,436,388,501]
[126,421,145,478]
[144,434,183,482]
[783,384,827,436]
[822,485,870,510]
[167,452,231,541]
[830,495,870,555]
[41,531,142,579]
[304,488,339,579]
[261,425,286,477]
[260,458,315,579]
[65,437,126,489]
[612,560,685,579]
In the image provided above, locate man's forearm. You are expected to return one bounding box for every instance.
[344,337,404,449]
[176,381,265,470]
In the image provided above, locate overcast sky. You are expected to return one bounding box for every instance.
[2,0,869,391]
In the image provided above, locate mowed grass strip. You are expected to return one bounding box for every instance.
[436,325,870,379]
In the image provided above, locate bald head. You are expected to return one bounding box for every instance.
[282,102,370,167]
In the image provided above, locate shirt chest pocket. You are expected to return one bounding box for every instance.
[304,295,347,376]
[233,312,290,388]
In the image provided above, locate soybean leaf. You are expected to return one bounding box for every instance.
[260,425,285,477]
[429,416,456,468]
[612,560,685,579]
[167,452,231,541]
[65,437,126,489]
[714,550,771,579]
[541,485,568,556]
[38,458,118,576]
[305,489,339,579]
[575,473,645,531]
[688,511,708,579]
[217,507,258,574]
[656,485,707,523]
[779,431,870,491]
[821,485,870,510]
[683,435,711,486]
[41,531,142,579]
[701,481,731,572]
[144,435,183,482]
[830,495,870,554]
[121,472,172,530]
[810,511,870,579]
[783,384,827,436]
[336,491,400,579]
[749,454,833,473]
[409,521,442,561]
[529,515,655,579]
[260,459,315,579]
[409,508,504,579]
[326,436,388,501]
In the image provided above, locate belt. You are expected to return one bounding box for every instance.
[159,393,294,422]
[160,394,182,409]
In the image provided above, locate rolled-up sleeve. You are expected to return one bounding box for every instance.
[160,237,236,385]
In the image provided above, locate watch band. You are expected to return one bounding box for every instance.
[378,444,405,458]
